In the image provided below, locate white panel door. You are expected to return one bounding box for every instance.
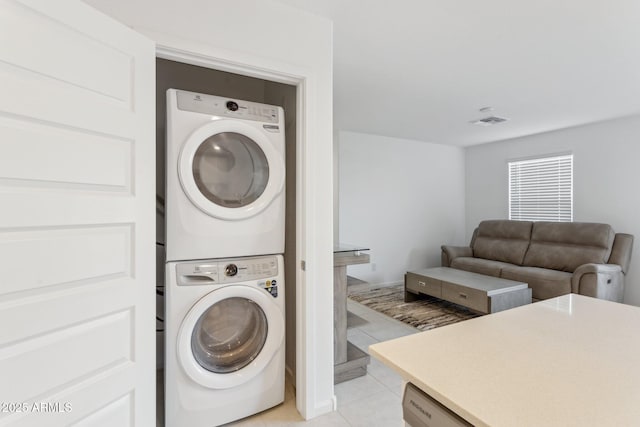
[0,1,155,426]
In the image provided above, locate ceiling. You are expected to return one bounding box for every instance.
[274,0,640,146]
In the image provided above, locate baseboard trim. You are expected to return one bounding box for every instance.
[353,280,402,288]
[316,396,337,415]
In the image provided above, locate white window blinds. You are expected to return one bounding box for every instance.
[508,154,573,222]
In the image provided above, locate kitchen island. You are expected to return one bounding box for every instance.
[369,294,640,426]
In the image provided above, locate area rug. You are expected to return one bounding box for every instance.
[348,283,480,331]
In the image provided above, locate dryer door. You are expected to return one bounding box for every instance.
[177,285,284,389]
[178,119,284,220]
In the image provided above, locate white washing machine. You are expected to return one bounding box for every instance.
[165,255,285,427]
[166,89,286,262]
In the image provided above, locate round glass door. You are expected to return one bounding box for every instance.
[192,133,269,209]
[178,284,284,389]
[191,297,268,373]
[178,120,285,221]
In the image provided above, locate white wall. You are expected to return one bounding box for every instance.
[339,131,466,284]
[333,130,341,243]
[85,0,335,418]
[466,115,640,306]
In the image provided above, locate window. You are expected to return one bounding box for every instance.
[508,154,573,222]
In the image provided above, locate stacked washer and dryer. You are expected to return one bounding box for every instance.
[163,89,287,427]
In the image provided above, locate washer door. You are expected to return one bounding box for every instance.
[178,119,284,220]
[177,285,284,389]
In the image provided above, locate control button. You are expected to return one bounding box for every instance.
[226,101,239,111]
[225,264,238,277]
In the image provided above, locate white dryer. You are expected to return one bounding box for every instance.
[166,89,286,262]
[165,255,285,427]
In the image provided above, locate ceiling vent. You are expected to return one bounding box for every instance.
[471,116,509,126]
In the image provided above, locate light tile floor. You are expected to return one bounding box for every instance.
[157,283,419,427]
[224,283,419,427]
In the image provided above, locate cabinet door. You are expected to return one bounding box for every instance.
[0,1,154,425]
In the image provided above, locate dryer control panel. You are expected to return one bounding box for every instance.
[176,256,278,286]
[176,90,280,124]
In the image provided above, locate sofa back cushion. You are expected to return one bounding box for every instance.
[472,220,533,265]
[523,222,615,272]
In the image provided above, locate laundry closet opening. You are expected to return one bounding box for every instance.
[155,57,298,413]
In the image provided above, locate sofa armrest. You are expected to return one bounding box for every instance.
[441,245,473,267]
[608,233,634,274]
[571,263,625,302]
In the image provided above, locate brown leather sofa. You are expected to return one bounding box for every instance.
[441,220,633,302]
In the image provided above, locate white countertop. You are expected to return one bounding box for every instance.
[369,294,640,427]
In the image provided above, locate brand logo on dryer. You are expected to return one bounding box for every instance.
[263,124,280,133]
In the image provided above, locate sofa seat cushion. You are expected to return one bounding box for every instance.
[472,220,533,265]
[523,222,615,273]
[450,257,513,277]
[500,265,572,300]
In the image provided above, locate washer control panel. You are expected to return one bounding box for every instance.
[176,256,278,286]
[175,90,279,124]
